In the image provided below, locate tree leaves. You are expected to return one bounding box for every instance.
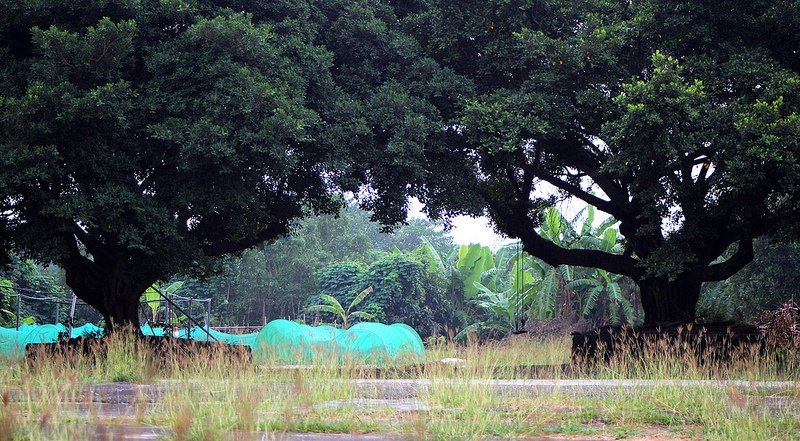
[409,0,800,324]
[305,304,341,316]
[1,0,460,324]
[348,311,375,321]
[455,244,496,298]
[347,286,374,313]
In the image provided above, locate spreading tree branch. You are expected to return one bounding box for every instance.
[482,191,642,279]
[535,137,635,218]
[534,171,623,217]
[692,238,754,282]
[201,222,290,256]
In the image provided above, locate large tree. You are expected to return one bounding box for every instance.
[0,0,457,329]
[404,0,800,325]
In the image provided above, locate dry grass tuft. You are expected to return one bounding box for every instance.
[172,402,194,441]
[0,390,18,441]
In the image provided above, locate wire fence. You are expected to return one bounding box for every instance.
[1,287,214,338]
[1,287,94,329]
[141,292,212,331]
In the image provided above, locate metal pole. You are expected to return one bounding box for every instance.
[69,294,77,320]
[16,294,21,330]
[188,298,193,341]
[205,299,211,342]
[67,294,78,338]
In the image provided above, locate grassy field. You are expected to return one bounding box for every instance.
[1,331,798,440]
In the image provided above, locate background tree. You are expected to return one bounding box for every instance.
[697,238,800,323]
[0,278,15,327]
[0,255,74,324]
[364,251,449,335]
[166,204,459,329]
[404,0,800,325]
[0,0,459,329]
[306,246,458,338]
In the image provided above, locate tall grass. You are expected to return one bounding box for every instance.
[0,329,798,440]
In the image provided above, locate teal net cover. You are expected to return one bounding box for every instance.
[0,324,68,358]
[1,321,425,366]
[71,323,104,338]
[187,327,257,346]
[252,320,425,366]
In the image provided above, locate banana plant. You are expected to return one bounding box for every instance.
[457,204,641,338]
[528,205,638,324]
[457,250,537,338]
[140,281,185,323]
[569,268,636,325]
[567,213,639,325]
[527,258,574,320]
[523,207,578,320]
[454,243,497,298]
[306,286,375,329]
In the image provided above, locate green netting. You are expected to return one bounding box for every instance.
[0,324,68,358]
[252,319,425,365]
[187,327,257,346]
[1,320,425,365]
[140,324,165,337]
[0,323,251,358]
[0,326,24,359]
[71,323,104,338]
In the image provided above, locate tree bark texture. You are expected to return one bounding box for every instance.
[63,231,155,332]
[637,277,702,326]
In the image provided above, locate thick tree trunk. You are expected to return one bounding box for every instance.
[64,251,154,333]
[97,284,144,331]
[638,277,702,326]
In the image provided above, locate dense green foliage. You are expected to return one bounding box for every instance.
[0,278,15,327]
[3,0,799,330]
[0,256,78,325]
[3,202,800,338]
[177,205,458,328]
[698,238,800,323]
[0,0,459,327]
[307,249,457,337]
[398,0,800,325]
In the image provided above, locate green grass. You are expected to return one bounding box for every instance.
[1,330,799,440]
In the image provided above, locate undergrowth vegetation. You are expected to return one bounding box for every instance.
[0,330,798,440]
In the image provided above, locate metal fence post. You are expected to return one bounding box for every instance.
[188,298,193,340]
[205,299,211,342]
[69,294,77,321]
[68,294,78,337]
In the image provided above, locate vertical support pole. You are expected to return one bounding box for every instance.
[16,294,21,330]
[69,294,78,338]
[205,299,211,342]
[188,298,193,341]
[69,294,77,320]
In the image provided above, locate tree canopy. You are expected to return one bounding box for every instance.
[3,0,800,329]
[398,0,800,325]
[0,0,459,328]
